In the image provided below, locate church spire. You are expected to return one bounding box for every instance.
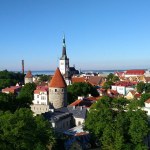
[62,35,67,58]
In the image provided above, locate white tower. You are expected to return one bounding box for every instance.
[59,36,69,76]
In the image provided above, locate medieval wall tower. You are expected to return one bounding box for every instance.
[24,70,33,84]
[49,68,67,109]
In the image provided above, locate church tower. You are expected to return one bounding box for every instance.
[59,36,69,76]
[49,68,67,109]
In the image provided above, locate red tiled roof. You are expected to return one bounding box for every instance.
[34,86,48,94]
[125,70,145,75]
[87,76,102,86]
[145,98,150,104]
[85,96,101,101]
[69,99,82,106]
[71,77,86,83]
[25,71,33,78]
[114,81,136,87]
[49,68,67,88]
[2,86,21,93]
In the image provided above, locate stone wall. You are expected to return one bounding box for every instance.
[49,87,67,109]
[25,78,33,84]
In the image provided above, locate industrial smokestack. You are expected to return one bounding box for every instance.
[22,60,24,74]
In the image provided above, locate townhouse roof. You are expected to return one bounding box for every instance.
[49,68,67,88]
[145,98,150,104]
[55,107,87,119]
[34,86,48,94]
[2,86,21,93]
[87,76,103,86]
[43,110,71,123]
[145,77,150,83]
[71,77,86,83]
[114,81,137,87]
[69,96,101,108]
[25,70,33,78]
[125,70,145,75]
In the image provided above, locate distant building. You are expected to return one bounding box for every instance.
[124,70,145,77]
[24,70,33,84]
[2,85,21,95]
[33,86,49,105]
[111,81,136,95]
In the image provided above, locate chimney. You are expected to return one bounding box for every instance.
[22,60,24,74]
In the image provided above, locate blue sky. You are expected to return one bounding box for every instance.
[0,0,150,71]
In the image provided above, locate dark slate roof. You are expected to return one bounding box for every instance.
[57,106,87,119]
[43,110,71,123]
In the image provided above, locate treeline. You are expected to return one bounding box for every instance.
[0,70,24,90]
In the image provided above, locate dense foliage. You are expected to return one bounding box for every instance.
[102,73,119,90]
[137,82,150,94]
[0,71,56,149]
[85,96,150,150]
[0,70,24,90]
[0,108,56,150]
[18,83,36,102]
[37,74,51,82]
[67,82,99,104]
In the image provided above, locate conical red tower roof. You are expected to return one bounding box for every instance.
[25,70,33,78]
[49,68,67,88]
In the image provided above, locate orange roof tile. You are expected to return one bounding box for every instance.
[71,77,86,83]
[25,71,33,78]
[49,68,67,88]
[69,99,82,106]
[145,98,150,104]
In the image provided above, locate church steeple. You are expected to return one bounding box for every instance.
[61,35,67,59]
[59,35,70,76]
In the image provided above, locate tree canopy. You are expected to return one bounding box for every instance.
[0,70,24,90]
[18,82,36,102]
[85,96,149,150]
[102,73,119,90]
[0,108,56,150]
[136,82,150,94]
[67,82,99,104]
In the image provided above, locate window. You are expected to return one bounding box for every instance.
[37,95,39,98]
[62,89,64,92]
[37,101,39,104]
[78,121,81,126]
[55,89,57,92]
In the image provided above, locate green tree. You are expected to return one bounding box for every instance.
[18,83,36,103]
[85,96,149,150]
[112,76,120,82]
[102,81,114,90]
[67,82,99,104]
[38,75,51,82]
[0,108,56,150]
[136,82,145,93]
[138,93,150,107]
[145,83,150,93]
[0,70,24,90]
[106,73,114,81]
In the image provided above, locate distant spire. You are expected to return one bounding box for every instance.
[62,35,67,57]
[63,34,65,45]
